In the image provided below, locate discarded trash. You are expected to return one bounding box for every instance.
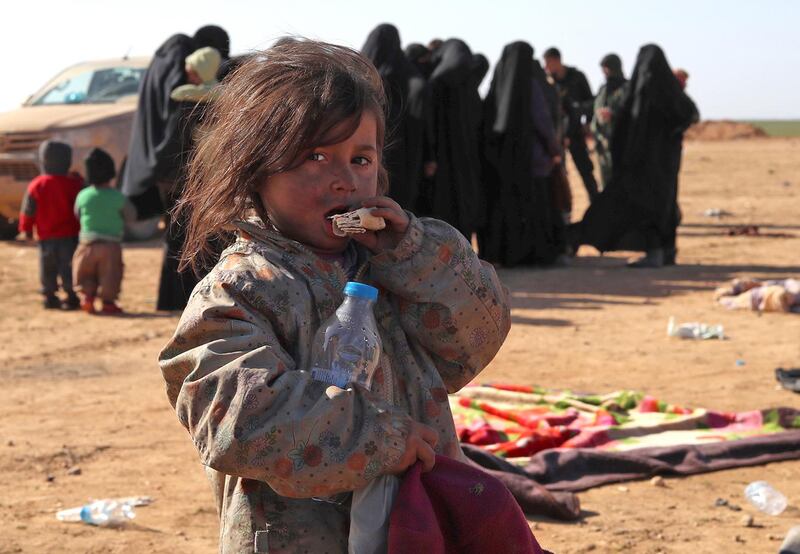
[779,525,800,554]
[715,277,800,312]
[650,476,666,487]
[56,496,153,527]
[714,497,742,511]
[726,225,795,238]
[703,208,733,217]
[667,317,725,340]
[776,368,800,393]
[735,360,746,367]
[743,481,787,516]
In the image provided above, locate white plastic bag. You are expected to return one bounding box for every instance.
[348,475,400,554]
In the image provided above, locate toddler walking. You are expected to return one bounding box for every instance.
[73,148,136,314]
[19,140,82,309]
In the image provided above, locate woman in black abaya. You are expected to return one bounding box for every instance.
[122,33,208,311]
[121,34,196,218]
[362,24,429,211]
[572,44,698,267]
[427,38,484,238]
[479,41,564,267]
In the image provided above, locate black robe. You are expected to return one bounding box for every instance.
[427,38,484,237]
[121,34,196,218]
[479,41,563,267]
[156,100,210,311]
[362,24,429,211]
[404,43,433,78]
[576,44,699,253]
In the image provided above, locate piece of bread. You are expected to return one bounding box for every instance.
[330,208,386,237]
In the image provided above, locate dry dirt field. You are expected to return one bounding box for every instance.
[1,137,798,553]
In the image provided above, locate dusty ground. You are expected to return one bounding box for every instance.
[1,138,799,553]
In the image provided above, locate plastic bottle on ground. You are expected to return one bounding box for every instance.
[56,498,136,526]
[743,480,788,516]
[667,316,725,340]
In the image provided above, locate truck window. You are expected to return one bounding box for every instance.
[32,67,144,105]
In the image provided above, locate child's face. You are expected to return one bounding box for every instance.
[258,111,380,255]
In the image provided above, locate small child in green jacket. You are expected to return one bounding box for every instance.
[72,148,136,314]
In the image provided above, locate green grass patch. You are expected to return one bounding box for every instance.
[742,120,800,137]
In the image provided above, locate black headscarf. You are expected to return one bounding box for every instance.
[362,24,429,210]
[121,33,196,218]
[427,38,484,237]
[480,41,562,266]
[577,44,699,252]
[405,43,432,78]
[193,25,230,59]
[600,53,626,96]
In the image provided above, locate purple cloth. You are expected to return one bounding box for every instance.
[389,455,546,553]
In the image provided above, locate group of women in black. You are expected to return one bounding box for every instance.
[362,25,699,270]
[122,24,699,311]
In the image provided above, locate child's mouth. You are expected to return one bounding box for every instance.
[323,206,352,238]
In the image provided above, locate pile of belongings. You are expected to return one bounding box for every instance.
[714,278,800,313]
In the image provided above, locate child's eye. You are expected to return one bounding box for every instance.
[352,156,371,166]
[308,152,326,162]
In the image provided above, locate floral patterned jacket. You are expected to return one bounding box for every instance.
[158,215,511,553]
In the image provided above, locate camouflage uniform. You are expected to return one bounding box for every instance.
[591,80,628,190]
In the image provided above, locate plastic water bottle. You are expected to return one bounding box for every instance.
[56,499,136,526]
[744,481,788,515]
[310,281,383,508]
[307,282,397,552]
[310,282,382,390]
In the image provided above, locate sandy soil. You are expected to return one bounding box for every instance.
[1,138,799,554]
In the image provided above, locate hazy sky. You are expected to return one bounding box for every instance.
[3,0,798,119]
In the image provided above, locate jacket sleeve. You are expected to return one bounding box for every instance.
[158,269,411,499]
[531,81,560,156]
[369,216,511,392]
[573,71,595,122]
[18,182,37,235]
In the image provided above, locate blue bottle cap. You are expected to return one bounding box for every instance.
[343,282,378,301]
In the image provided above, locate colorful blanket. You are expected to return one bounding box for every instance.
[452,384,800,463]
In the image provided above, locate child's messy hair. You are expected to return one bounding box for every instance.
[176,38,388,272]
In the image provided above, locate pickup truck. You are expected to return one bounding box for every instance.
[0,56,156,239]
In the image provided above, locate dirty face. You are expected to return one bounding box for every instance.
[257,111,380,255]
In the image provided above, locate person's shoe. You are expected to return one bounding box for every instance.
[100,301,123,315]
[62,293,81,310]
[565,224,581,257]
[627,248,665,268]
[43,295,61,309]
[80,296,96,314]
[552,253,572,267]
[663,247,677,266]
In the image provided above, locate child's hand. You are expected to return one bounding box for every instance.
[386,421,438,474]
[351,196,410,254]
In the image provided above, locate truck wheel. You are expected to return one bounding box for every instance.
[0,217,19,240]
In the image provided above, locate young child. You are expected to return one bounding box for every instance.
[169,46,222,103]
[72,148,136,314]
[19,140,82,309]
[158,39,511,553]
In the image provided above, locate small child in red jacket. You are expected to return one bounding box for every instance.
[19,140,83,309]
